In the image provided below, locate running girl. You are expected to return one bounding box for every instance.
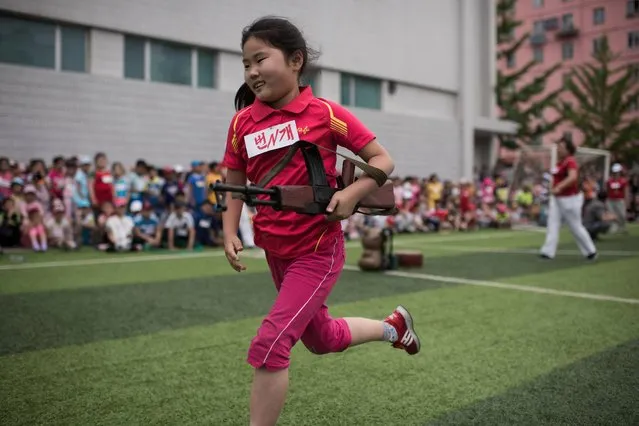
[221,16,421,426]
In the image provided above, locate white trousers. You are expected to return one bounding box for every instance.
[540,193,596,258]
[239,204,255,248]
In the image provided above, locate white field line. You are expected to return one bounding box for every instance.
[342,266,639,305]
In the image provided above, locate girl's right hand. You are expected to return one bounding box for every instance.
[224,236,246,272]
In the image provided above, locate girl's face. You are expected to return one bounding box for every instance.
[11,184,23,195]
[102,202,114,216]
[113,164,124,177]
[32,161,45,174]
[3,199,14,211]
[66,165,77,177]
[242,37,302,107]
[557,142,568,159]
[96,156,108,169]
[0,159,8,171]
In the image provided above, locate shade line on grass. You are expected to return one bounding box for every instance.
[0,251,227,271]
[0,232,520,271]
[342,266,639,305]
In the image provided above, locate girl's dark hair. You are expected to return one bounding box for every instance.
[234,16,319,111]
[558,136,576,155]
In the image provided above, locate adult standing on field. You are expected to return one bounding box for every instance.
[540,137,597,260]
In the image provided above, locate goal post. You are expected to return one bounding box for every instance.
[574,146,611,186]
[507,144,611,195]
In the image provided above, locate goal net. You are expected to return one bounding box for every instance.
[508,145,611,197]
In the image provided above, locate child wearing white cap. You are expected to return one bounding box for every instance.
[606,163,628,233]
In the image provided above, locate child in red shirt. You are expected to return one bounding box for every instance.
[221,17,421,425]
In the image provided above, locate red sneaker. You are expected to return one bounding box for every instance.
[384,305,421,355]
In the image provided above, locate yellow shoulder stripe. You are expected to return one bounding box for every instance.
[318,100,348,137]
[231,107,251,153]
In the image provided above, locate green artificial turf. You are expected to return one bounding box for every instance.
[1,226,638,425]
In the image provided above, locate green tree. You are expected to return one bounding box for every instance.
[558,36,639,162]
[495,0,564,150]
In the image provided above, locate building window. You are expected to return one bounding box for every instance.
[124,36,145,80]
[593,37,605,53]
[562,13,574,29]
[533,47,544,63]
[340,73,381,110]
[506,52,516,69]
[562,42,574,60]
[533,0,544,9]
[544,17,559,31]
[629,31,639,49]
[593,8,605,25]
[124,36,217,88]
[61,25,87,72]
[533,20,545,34]
[628,0,639,17]
[197,49,215,88]
[150,40,191,86]
[0,14,55,69]
[0,13,88,73]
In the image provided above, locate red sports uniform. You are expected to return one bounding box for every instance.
[606,177,627,200]
[552,156,579,197]
[223,87,376,370]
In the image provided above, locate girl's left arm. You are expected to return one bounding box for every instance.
[341,139,394,202]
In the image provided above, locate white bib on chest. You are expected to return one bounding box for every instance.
[244,120,300,158]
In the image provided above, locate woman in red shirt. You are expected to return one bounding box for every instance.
[91,152,114,211]
[540,137,597,259]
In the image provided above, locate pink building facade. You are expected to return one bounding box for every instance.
[500,0,639,151]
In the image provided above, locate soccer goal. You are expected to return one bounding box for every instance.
[508,144,611,194]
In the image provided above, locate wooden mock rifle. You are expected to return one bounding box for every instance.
[211,141,398,216]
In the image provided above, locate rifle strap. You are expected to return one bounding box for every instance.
[257,140,388,188]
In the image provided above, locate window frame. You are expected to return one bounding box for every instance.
[593,7,605,25]
[340,72,382,110]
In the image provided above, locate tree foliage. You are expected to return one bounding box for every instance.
[495,0,563,149]
[558,36,639,162]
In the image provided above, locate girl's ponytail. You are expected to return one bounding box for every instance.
[234,83,255,111]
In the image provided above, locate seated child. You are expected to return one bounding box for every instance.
[24,204,47,252]
[163,200,194,250]
[104,200,135,252]
[132,201,162,249]
[45,199,76,250]
[21,185,44,225]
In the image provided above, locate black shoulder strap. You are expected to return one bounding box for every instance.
[257,140,388,188]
